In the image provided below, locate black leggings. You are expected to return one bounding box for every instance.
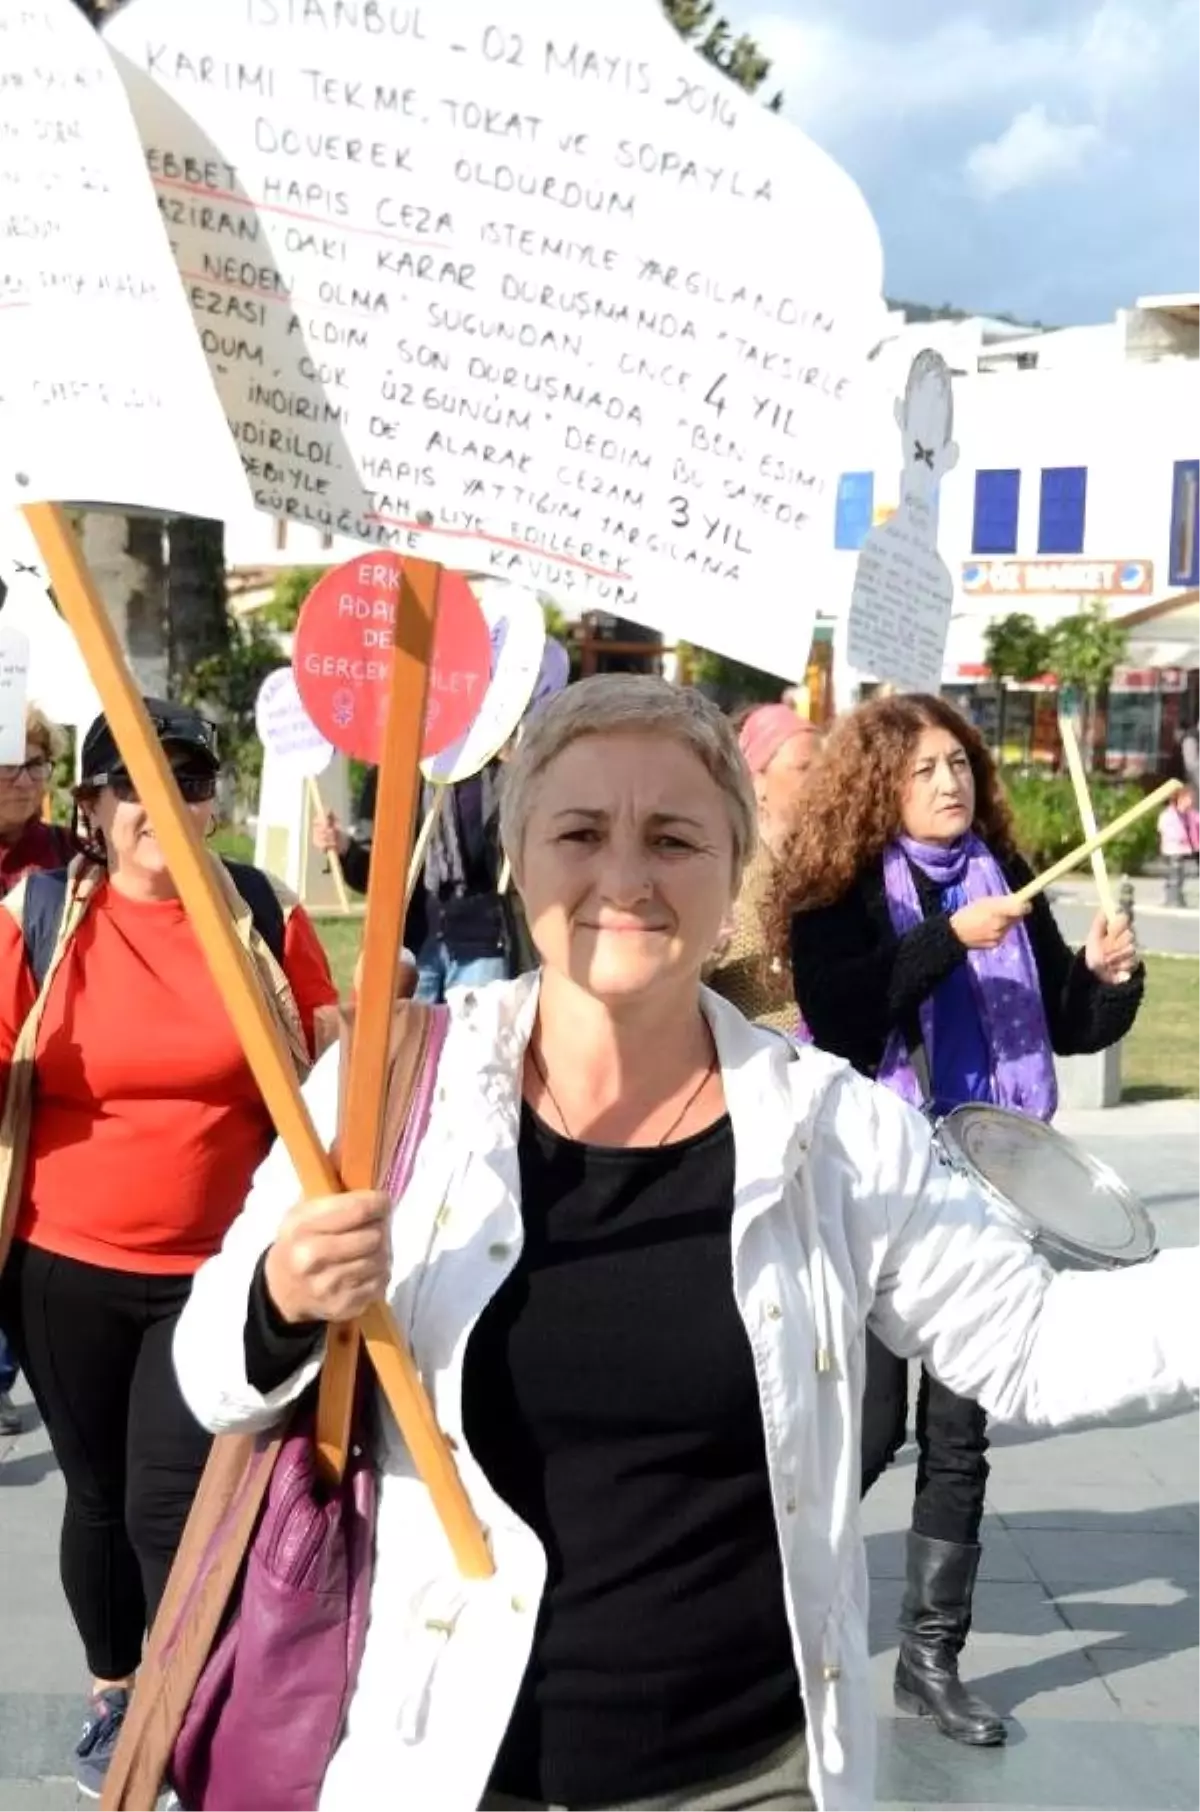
[860,1330,989,1546]
[0,1241,211,1680]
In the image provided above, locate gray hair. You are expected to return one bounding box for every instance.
[500,674,756,884]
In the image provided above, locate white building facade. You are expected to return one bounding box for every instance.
[828,294,1199,769]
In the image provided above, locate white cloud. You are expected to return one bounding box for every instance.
[748,0,1192,141]
[964,105,1103,199]
[741,0,1198,320]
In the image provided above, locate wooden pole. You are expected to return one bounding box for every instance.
[1013,778,1181,904]
[306,773,351,914]
[1058,713,1118,921]
[315,557,436,1482]
[24,502,338,1201]
[24,508,491,1579]
[313,561,492,1575]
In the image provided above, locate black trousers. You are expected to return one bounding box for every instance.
[860,1330,989,1546]
[0,1241,211,1680]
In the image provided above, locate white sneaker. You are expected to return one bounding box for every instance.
[0,1391,20,1436]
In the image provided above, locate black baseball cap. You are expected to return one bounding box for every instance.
[79,698,220,787]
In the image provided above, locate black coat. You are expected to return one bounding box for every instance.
[789,848,1143,1081]
[792,848,1144,1496]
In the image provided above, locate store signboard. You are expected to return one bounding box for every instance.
[961,559,1154,597]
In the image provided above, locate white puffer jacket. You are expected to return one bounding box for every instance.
[175,976,1198,1811]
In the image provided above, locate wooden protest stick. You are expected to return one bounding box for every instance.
[1012,778,1182,905]
[314,556,439,1485]
[24,502,340,1203]
[405,780,447,907]
[314,560,492,1575]
[26,507,489,1579]
[305,772,351,913]
[497,854,512,896]
[1058,712,1118,922]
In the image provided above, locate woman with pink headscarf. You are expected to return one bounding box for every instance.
[706,704,818,1032]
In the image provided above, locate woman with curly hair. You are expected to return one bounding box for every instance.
[775,692,1142,1749]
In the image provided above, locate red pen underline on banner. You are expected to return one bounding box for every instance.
[364,513,628,581]
[152,174,452,252]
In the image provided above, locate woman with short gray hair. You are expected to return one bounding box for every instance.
[176,673,1195,1812]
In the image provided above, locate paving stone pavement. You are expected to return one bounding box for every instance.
[0,1100,1195,1809]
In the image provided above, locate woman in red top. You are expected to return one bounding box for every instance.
[0,699,337,1798]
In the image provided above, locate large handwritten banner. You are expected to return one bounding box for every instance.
[0,0,248,518]
[105,0,884,678]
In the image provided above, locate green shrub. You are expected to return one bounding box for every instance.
[1002,770,1159,877]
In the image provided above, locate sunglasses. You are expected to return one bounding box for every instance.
[0,758,52,784]
[104,771,218,806]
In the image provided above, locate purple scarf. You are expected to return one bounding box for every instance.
[877,833,1057,1121]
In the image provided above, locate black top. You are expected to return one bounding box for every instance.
[244,1107,803,1809]
[789,849,1143,1079]
[463,1105,801,1808]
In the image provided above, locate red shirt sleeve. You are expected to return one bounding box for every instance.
[281,905,338,1057]
[0,908,37,1094]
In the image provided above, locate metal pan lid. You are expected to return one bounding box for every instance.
[937,1103,1157,1268]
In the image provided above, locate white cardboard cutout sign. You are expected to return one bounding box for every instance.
[254,665,335,777]
[846,350,958,694]
[0,626,32,765]
[0,514,102,729]
[104,0,883,681]
[254,744,352,906]
[0,0,248,518]
[423,578,544,781]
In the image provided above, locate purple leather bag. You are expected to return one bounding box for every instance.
[169,1006,450,1811]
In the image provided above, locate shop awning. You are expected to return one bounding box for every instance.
[1121,638,1199,670]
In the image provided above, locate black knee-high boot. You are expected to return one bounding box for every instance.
[894,1532,1006,1745]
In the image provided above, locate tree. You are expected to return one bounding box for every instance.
[678,642,787,707]
[261,565,330,633]
[661,0,783,106]
[167,516,228,682]
[178,615,285,814]
[982,612,1051,757]
[80,510,169,695]
[1047,600,1129,770]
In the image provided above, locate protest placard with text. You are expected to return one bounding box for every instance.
[104,0,884,679]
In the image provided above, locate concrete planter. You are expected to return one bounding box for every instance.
[1056,1042,1123,1110]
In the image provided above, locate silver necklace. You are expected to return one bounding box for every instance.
[527,1041,719,1146]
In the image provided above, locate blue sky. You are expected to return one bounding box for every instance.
[746,0,1199,324]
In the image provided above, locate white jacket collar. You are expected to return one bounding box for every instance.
[443,971,849,1170]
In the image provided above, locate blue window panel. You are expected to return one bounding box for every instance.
[1038,466,1088,555]
[834,472,874,551]
[972,470,1020,555]
[1169,459,1199,587]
